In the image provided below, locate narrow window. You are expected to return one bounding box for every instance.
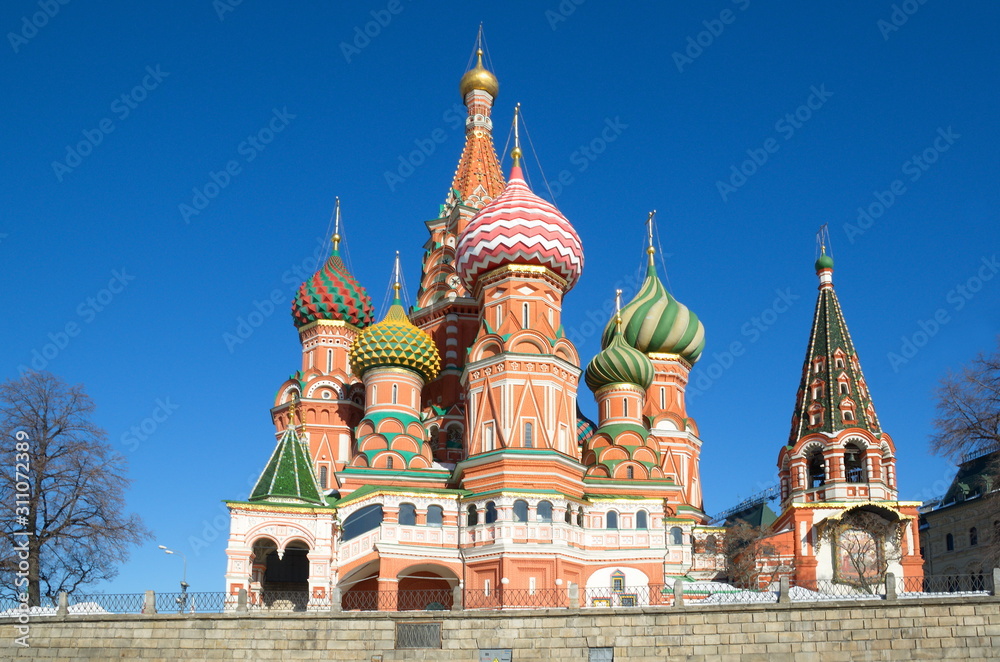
[970,527,978,546]
[524,422,533,448]
[845,443,865,483]
[537,501,553,522]
[606,511,618,529]
[548,308,553,326]
[577,507,584,527]
[392,384,398,404]
[670,527,683,545]
[522,302,529,329]
[496,304,502,330]
[319,465,328,489]
[327,349,333,373]
[946,533,954,551]
[612,572,625,592]
[626,465,634,479]
[484,579,490,597]
[604,399,610,419]
[623,398,628,418]
[564,508,572,524]
[398,503,416,526]
[484,422,495,452]
[636,510,648,529]
[808,451,825,488]
[485,501,497,524]
[529,576,536,595]
[513,500,528,522]
[386,456,394,470]
[839,382,849,395]
[843,410,854,422]
[426,505,443,526]
[836,357,845,369]
[659,387,666,409]
[467,504,479,526]
[371,384,377,403]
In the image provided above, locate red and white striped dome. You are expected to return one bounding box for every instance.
[456,164,584,292]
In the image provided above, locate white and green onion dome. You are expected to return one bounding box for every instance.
[602,258,705,363]
[349,290,441,382]
[586,322,655,392]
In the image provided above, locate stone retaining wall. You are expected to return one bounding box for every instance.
[2,595,999,661]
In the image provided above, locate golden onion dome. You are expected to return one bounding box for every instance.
[349,290,441,383]
[459,49,499,100]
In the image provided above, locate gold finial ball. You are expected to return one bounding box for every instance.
[459,48,499,100]
[511,146,522,162]
[647,246,656,255]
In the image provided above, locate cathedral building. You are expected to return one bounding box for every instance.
[223,47,922,606]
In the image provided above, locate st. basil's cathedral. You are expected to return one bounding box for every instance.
[223,46,923,606]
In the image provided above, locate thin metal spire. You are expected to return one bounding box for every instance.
[393,250,402,297]
[511,103,522,166]
[614,289,623,330]
[646,210,657,265]
[332,197,341,252]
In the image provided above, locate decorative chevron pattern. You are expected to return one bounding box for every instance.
[576,411,597,446]
[249,426,325,506]
[349,298,441,382]
[602,261,705,363]
[456,165,583,292]
[586,325,655,392]
[292,249,375,328]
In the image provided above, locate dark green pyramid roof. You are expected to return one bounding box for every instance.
[250,426,326,506]
[787,260,881,445]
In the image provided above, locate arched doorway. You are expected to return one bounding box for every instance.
[397,563,459,611]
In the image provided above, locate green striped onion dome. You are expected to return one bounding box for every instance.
[292,246,375,328]
[586,323,655,392]
[349,295,441,382]
[602,261,705,363]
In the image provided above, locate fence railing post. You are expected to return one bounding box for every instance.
[56,591,68,617]
[778,576,790,604]
[568,582,580,609]
[992,568,1000,596]
[885,573,897,601]
[236,588,248,614]
[451,585,462,611]
[142,590,157,615]
[673,579,684,607]
[331,586,342,612]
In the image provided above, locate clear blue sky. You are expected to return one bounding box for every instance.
[2,1,997,594]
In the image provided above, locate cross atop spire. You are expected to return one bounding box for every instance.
[511,103,522,167]
[332,197,341,253]
[646,210,657,266]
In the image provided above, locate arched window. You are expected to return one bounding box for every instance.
[537,501,553,522]
[705,534,718,553]
[839,382,849,395]
[427,505,443,526]
[844,443,865,483]
[606,511,618,529]
[523,422,533,448]
[386,456,394,470]
[513,500,529,522]
[496,304,502,330]
[970,527,978,546]
[467,504,479,526]
[564,508,572,524]
[522,302,529,329]
[319,465,328,490]
[670,527,683,545]
[636,510,648,530]
[342,504,383,541]
[577,506,584,527]
[485,501,498,524]
[623,398,628,417]
[808,450,825,488]
[483,422,495,452]
[391,384,398,404]
[626,465,635,479]
[326,349,333,373]
[398,503,416,526]
[946,533,954,551]
[660,387,666,409]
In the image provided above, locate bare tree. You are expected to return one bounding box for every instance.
[931,337,1000,461]
[0,371,151,605]
[723,520,781,589]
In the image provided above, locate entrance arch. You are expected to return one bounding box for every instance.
[397,563,459,611]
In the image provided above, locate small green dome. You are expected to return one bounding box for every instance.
[815,253,834,271]
[349,295,441,382]
[603,261,706,363]
[586,324,655,392]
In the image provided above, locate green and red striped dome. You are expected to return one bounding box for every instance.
[291,246,375,329]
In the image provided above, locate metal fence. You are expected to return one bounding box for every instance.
[0,573,992,616]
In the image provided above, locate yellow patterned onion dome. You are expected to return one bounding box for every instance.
[602,259,705,363]
[349,294,441,382]
[586,322,655,392]
[459,49,499,100]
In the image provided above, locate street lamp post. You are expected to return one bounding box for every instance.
[158,545,189,612]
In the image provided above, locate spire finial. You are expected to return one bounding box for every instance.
[288,399,298,430]
[511,103,522,166]
[815,224,834,286]
[614,289,623,330]
[392,251,402,300]
[332,197,341,253]
[646,210,657,265]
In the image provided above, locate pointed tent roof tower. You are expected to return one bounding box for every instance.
[449,28,505,211]
[603,212,705,362]
[249,404,326,506]
[786,229,882,445]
